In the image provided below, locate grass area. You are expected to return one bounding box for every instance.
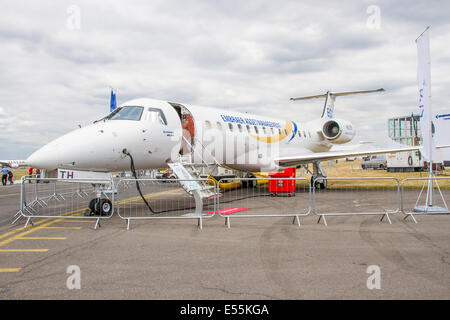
[296,160,450,190]
[6,168,29,181]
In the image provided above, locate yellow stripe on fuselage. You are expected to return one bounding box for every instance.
[249,121,293,143]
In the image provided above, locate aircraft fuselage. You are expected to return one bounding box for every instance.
[26,98,355,172]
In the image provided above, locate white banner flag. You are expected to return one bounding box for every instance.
[416,28,435,161]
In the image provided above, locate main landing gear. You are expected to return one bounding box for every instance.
[304,161,328,190]
[242,173,257,188]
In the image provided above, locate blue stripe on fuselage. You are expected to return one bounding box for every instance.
[288,121,298,142]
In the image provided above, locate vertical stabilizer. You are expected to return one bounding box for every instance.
[321,91,336,119]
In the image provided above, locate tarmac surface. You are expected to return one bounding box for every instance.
[0,181,449,299]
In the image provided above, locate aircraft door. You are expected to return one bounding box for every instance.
[181,111,195,155]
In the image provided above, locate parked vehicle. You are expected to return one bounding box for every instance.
[361,154,387,170]
[386,150,425,172]
[155,169,176,181]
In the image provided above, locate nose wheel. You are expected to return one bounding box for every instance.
[87,198,112,216]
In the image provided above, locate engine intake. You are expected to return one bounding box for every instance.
[323,120,340,139]
[322,119,355,144]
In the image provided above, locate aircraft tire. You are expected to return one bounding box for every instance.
[311,177,327,190]
[100,199,112,216]
[244,174,257,188]
[89,198,105,216]
[88,198,99,216]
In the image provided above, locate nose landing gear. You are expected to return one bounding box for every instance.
[87,198,112,216]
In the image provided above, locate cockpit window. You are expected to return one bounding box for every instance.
[147,108,167,125]
[108,106,144,121]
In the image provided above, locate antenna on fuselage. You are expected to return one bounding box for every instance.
[290,88,385,119]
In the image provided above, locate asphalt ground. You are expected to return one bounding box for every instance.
[0,180,449,299]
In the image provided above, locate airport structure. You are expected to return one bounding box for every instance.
[387,112,449,171]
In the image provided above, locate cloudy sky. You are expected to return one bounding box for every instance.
[1,0,449,159]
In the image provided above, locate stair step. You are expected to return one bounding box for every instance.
[169,162,218,200]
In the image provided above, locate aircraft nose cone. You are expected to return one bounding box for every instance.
[26,122,123,171]
[26,139,62,170]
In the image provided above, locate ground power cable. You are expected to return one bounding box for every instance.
[123,149,286,214]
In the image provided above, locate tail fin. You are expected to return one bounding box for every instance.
[110,88,117,112]
[322,91,336,118]
[290,88,385,119]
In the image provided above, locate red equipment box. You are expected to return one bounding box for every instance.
[268,167,296,196]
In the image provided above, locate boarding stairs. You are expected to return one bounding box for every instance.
[172,137,221,199]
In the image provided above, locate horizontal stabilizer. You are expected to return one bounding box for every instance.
[290,88,385,101]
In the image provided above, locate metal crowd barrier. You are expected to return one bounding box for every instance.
[401,176,450,223]
[13,177,115,229]
[216,177,311,228]
[312,177,401,226]
[116,178,218,230]
[11,175,449,231]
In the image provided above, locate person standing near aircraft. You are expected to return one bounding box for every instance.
[28,167,33,183]
[182,113,195,155]
[36,168,41,183]
[1,167,9,185]
[7,170,13,184]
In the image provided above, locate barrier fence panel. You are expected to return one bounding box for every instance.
[401,176,450,223]
[312,177,401,226]
[14,177,115,229]
[16,176,448,232]
[116,178,218,230]
[216,177,311,228]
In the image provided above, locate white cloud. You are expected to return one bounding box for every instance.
[0,0,449,159]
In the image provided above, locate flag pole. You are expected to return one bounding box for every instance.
[426,27,433,207]
[412,26,448,215]
[415,26,430,43]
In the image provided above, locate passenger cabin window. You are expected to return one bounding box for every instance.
[146,107,167,125]
[246,125,251,132]
[108,106,144,121]
[205,121,212,129]
[284,129,288,136]
[279,129,282,135]
[254,126,259,134]
[238,124,243,132]
[217,122,222,130]
[263,127,267,134]
[228,123,233,131]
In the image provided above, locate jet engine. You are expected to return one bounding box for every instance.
[322,119,355,144]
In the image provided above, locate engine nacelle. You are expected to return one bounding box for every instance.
[322,119,355,144]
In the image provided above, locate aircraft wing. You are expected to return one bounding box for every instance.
[275,146,420,167]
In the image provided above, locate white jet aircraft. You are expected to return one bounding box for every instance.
[0,160,27,168]
[26,88,418,213]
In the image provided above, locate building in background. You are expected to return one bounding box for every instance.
[387,113,447,171]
